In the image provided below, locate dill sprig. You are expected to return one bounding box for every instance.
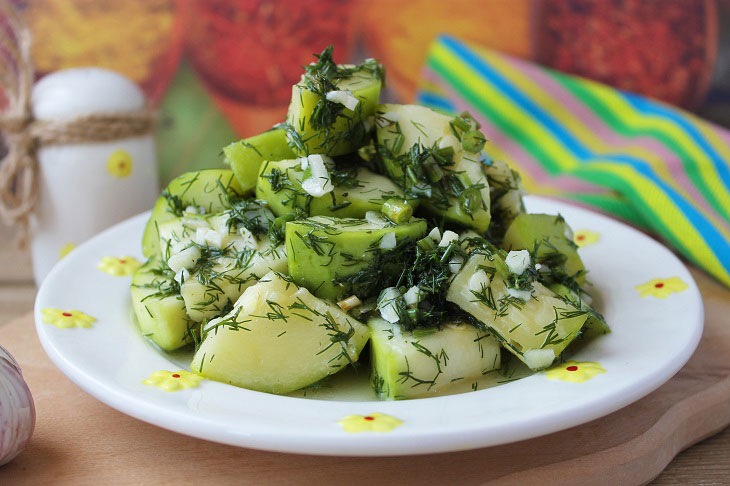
[201,307,252,338]
[329,164,362,189]
[162,190,186,218]
[134,258,181,301]
[226,199,272,237]
[397,342,449,391]
[288,297,357,369]
[331,240,409,299]
[302,46,385,131]
[396,239,468,329]
[277,122,310,155]
[333,232,474,332]
[260,158,371,218]
[303,46,345,131]
[162,171,202,217]
[376,136,487,217]
[293,46,385,154]
[162,171,238,218]
[530,237,587,295]
[485,166,523,244]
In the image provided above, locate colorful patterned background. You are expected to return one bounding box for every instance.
[12,0,730,183]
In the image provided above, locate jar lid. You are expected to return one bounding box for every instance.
[32,67,144,120]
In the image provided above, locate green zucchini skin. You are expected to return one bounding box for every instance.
[483,158,525,243]
[130,258,195,351]
[502,213,586,285]
[223,127,296,194]
[375,104,491,233]
[286,69,382,157]
[285,215,427,301]
[141,169,244,259]
[369,317,501,400]
[256,158,410,220]
[550,283,610,339]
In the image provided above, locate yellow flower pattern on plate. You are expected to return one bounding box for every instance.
[107,149,133,178]
[142,370,203,392]
[635,277,688,299]
[545,361,605,383]
[41,308,96,329]
[97,256,142,276]
[59,243,76,259]
[573,229,600,248]
[338,413,403,433]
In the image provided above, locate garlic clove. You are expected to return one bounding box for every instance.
[0,345,35,466]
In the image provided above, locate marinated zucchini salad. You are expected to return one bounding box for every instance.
[131,47,608,400]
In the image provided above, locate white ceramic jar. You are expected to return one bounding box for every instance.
[29,68,159,284]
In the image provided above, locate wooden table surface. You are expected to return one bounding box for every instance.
[0,224,728,484]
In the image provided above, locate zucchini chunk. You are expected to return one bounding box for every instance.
[285,47,383,156]
[484,158,525,243]
[223,126,296,194]
[286,215,427,301]
[550,283,610,339]
[256,157,411,219]
[375,104,491,233]
[447,247,589,370]
[190,271,370,394]
[502,213,586,285]
[142,169,244,259]
[369,317,500,400]
[158,206,287,323]
[130,258,194,351]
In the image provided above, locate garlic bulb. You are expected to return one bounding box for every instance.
[0,345,35,466]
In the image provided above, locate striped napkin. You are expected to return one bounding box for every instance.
[418,36,730,288]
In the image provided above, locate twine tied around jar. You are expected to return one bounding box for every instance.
[0,3,157,246]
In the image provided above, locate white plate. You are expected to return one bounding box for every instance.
[35,196,703,456]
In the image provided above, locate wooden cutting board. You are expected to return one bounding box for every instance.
[0,267,728,486]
